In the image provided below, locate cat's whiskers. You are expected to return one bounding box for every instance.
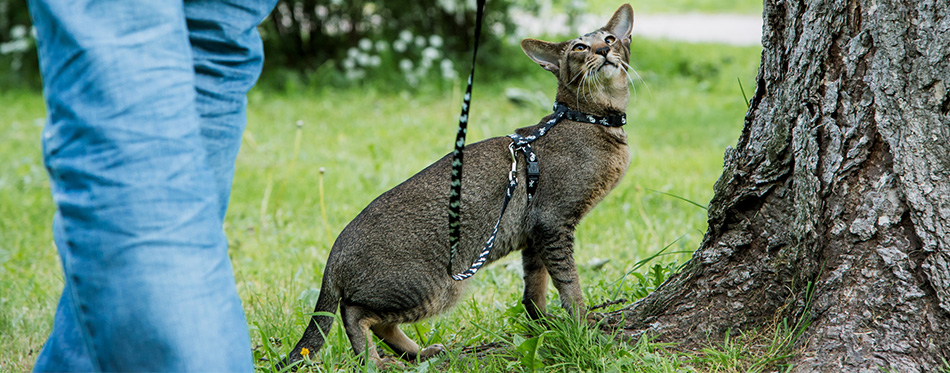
[587,58,604,103]
[621,70,636,98]
[617,60,636,85]
[617,61,636,95]
[575,69,590,108]
[619,60,652,99]
[569,69,587,85]
[573,71,583,107]
[583,68,598,106]
[596,61,608,91]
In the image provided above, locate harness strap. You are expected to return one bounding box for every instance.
[451,145,519,281]
[450,102,627,281]
[450,104,563,281]
[508,102,625,200]
[523,145,539,199]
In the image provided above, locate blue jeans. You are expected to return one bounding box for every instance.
[28,1,277,371]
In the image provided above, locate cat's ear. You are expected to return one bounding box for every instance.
[521,39,562,74]
[605,4,634,44]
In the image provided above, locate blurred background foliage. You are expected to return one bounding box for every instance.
[0,0,37,88]
[0,0,521,90]
[0,0,760,91]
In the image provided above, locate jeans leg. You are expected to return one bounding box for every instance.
[185,0,279,220]
[29,0,255,371]
[33,268,96,372]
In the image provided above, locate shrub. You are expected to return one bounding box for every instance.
[259,0,517,87]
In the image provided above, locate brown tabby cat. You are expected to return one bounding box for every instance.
[284,3,634,366]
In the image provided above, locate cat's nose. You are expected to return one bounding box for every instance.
[595,45,609,56]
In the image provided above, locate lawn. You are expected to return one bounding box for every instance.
[0,35,764,371]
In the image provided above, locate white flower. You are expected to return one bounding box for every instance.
[345,68,366,81]
[393,39,407,53]
[357,53,371,66]
[11,25,27,39]
[0,40,29,54]
[414,36,426,48]
[375,40,388,52]
[422,47,440,61]
[440,59,454,70]
[347,47,359,59]
[399,30,413,42]
[342,58,356,70]
[441,59,457,80]
[406,73,419,87]
[491,22,505,36]
[358,38,373,51]
[368,55,382,67]
[429,35,443,48]
[399,59,413,71]
[437,0,456,13]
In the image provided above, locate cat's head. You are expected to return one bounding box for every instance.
[521,4,634,115]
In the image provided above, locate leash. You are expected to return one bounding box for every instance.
[448,0,487,277]
[449,102,626,281]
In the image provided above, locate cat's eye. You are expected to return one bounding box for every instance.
[572,44,589,52]
[605,35,617,44]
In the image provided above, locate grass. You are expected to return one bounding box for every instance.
[0,35,772,372]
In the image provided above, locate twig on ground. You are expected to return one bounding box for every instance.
[590,298,629,311]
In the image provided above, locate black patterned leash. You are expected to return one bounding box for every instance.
[451,145,518,281]
[450,103,626,281]
[448,0,487,277]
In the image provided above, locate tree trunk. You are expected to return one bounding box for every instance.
[606,0,950,370]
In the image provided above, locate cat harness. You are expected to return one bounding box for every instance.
[450,102,626,281]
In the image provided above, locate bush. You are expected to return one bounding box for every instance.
[259,0,518,88]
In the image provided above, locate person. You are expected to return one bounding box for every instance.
[27,0,279,370]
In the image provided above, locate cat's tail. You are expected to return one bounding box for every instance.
[278,279,341,370]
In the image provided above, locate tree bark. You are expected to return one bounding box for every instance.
[605,0,950,370]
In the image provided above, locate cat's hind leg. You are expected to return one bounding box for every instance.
[371,323,445,361]
[340,304,385,363]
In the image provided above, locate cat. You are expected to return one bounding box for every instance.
[283,3,634,367]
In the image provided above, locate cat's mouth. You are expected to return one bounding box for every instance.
[596,59,620,75]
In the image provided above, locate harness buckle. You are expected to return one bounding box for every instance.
[527,161,540,175]
[507,142,518,182]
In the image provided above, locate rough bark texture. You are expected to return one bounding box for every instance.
[605,0,950,371]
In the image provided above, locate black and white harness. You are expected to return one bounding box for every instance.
[510,103,627,202]
[449,102,626,281]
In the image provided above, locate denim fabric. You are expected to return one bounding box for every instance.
[28,1,277,371]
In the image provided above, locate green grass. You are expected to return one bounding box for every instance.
[0,37,772,372]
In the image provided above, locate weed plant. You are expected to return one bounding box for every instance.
[0,36,804,372]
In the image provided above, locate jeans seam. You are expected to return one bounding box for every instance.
[56,215,103,371]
